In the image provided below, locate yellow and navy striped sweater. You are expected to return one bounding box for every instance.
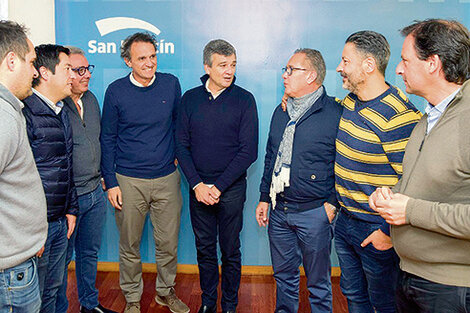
[335,85,422,232]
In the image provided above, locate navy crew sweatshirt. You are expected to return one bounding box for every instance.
[100,72,181,189]
[176,75,258,192]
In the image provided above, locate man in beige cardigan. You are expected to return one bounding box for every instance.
[369,19,470,312]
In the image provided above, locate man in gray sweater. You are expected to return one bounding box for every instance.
[369,19,470,312]
[56,47,116,313]
[0,21,47,312]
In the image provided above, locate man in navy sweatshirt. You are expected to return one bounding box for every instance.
[176,39,259,313]
[100,32,188,313]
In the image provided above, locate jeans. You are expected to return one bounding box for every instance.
[38,217,68,313]
[0,258,41,313]
[268,205,333,313]
[396,270,470,313]
[57,185,107,312]
[334,211,399,313]
[190,178,246,312]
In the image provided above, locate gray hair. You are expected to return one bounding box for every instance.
[0,20,29,62]
[346,30,390,76]
[294,48,326,84]
[65,46,85,56]
[203,39,236,66]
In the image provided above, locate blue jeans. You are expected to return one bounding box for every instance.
[189,178,246,311]
[57,185,107,312]
[334,211,399,313]
[0,257,41,313]
[397,270,470,313]
[268,205,333,313]
[38,217,68,313]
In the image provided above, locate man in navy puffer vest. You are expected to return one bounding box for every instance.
[22,44,78,313]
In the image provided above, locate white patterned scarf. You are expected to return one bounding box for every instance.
[270,86,324,208]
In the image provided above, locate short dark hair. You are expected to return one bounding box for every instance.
[346,30,390,76]
[401,19,470,84]
[203,39,236,66]
[32,44,70,87]
[120,32,157,60]
[294,48,326,84]
[0,20,29,62]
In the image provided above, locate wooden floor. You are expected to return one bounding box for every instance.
[66,270,348,313]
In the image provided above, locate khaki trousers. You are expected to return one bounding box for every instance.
[115,170,182,302]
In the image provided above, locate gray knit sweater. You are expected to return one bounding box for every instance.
[392,79,470,288]
[0,84,47,270]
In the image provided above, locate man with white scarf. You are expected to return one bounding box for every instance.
[256,49,342,313]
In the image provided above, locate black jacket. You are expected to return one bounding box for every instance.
[259,88,342,211]
[23,93,78,221]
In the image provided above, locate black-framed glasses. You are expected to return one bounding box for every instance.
[72,65,95,76]
[282,66,308,76]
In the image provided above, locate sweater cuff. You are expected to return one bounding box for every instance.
[259,192,270,203]
[379,221,391,236]
[327,192,339,208]
[103,174,118,190]
[405,197,421,225]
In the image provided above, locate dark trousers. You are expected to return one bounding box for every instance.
[397,270,470,313]
[268,205,333,313]
[334,211,399,313]
[189,178,246,311]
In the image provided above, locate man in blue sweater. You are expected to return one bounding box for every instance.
[256,49,342,313]
[176,39,259,313]
[100,32,188,313]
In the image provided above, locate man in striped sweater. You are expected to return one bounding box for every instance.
[334,31,421,313]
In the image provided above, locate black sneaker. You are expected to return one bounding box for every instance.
[80,303,117,313]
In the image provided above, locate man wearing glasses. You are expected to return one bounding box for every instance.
[56,47,116,313]
[255,49,342,313]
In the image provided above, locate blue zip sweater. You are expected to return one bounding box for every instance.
[176,75,258,192]
[259,88,342,211]
[101,73,181,188]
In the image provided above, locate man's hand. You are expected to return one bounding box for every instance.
[374,193,410,225]
[36,246,45,258]
[66,214,77,239]
[107,186,123,210]
[361,229,393,250]
[256,202,269,227]
[194,183,219,205]
[324,202,337,223]
[369,186,393,210]
[281,93,288,112]
[209,186,221,201]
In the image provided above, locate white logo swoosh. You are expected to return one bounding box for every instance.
[95,17,161,36]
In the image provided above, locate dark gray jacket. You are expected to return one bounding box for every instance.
[64,91,102,196]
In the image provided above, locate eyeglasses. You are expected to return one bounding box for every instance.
[282,66,308,76]
[72,65,95,76]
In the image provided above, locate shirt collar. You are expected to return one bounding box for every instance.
[425,88,460,116]
[33,88,63,115]
[130,73,155,87]
[205,78,226,99]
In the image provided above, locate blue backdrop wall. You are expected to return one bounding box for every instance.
[55,0,470,267]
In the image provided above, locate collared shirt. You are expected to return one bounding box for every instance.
[129,72,155,87]
[33,88,63,115]
[425,88,460,133]
[76,94,84,119]
[205,79,225,99]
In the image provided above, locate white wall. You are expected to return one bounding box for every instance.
[8,0,55,45]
